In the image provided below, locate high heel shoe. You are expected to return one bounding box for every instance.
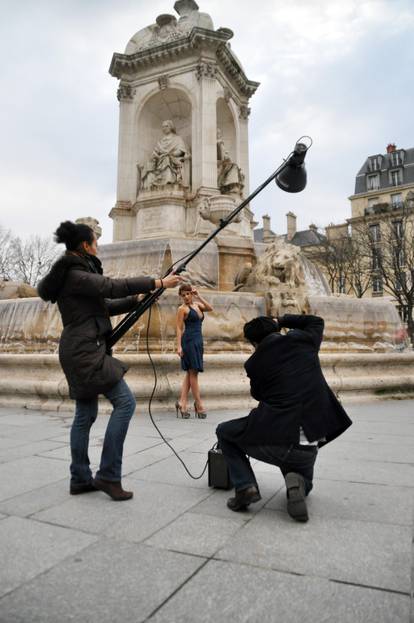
[194,401,207,419]
[175,401,190,419]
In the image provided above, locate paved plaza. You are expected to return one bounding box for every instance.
[0,400,413,622]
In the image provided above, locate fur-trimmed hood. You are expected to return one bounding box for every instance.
[37,253,103,303]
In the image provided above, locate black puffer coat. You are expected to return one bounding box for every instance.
[38,253,155,400]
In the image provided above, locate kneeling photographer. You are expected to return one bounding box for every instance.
[216,314,352,522]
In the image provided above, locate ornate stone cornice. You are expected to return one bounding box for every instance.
[196,62,217,80]
[110,27,259,98]
[239,105,251,120]
[216,45,259,97]
[117,84,136,101]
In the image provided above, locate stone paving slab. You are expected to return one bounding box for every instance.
[216,509,411,593]
[265,478,414,526]
[32,479,212,543]
[0,516,97,598]
[0,439,67,463]
[149,559,410,623]
[314,454,414,487]
[318,438,414,463]
[0,400,413,622]
[0,456,69,502]
[0,540,204,623]
[0,478,70,518]
[145,511,245,557]
[129,451,213,489]
[0,423,64,443]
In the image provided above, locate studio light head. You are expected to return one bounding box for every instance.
[275,137,312,193]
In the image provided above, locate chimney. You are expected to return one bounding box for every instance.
[286,211,297,241]
[309,223,317,232]
[262,214,272,243]
[386,143,396,153]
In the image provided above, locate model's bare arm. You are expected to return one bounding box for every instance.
[191,287,213,312]
[176,307,186,357]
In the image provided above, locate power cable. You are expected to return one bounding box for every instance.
[144,304,209,480]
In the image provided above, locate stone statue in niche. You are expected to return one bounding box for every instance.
[139,120,189,191]
[217,128,244,195]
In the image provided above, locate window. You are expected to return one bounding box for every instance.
[372,250,380,270]
[390,151,401,167]
[372,277,383,293]
[338,276,346,294]
[370,157,380,171]
[394,246,405,267]
[390,169,403,186]
[393,220,403,239]
[391,193,403,208]
[367,174,380,191]
[367,197,379,208]
[395,272,406,291]
[369,223,381,243]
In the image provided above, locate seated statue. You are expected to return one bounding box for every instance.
[140,120,189,191]
[217,128,244,195]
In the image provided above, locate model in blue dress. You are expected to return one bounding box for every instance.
[176,284,213,418]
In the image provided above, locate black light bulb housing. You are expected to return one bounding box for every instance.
[275,141,308,193]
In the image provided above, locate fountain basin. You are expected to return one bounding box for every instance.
[0,351,413,412]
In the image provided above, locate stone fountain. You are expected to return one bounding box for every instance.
[0,1,413,411]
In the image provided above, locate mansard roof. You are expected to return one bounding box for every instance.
[354,147,414,195]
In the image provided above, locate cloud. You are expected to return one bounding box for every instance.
[0,0,413,244]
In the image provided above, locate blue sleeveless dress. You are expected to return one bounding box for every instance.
[181,307,204,372]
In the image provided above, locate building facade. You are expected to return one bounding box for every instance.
[348,144,414,305]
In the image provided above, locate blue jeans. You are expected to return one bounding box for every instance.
[70,378,136,484]
[216,417,317,494]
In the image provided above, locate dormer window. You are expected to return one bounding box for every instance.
[370,157,380,171]
[390,169,403,186]
[367,174,380,191]
[390,151,402,167]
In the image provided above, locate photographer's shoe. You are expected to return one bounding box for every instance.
[227,485,261,512]
[70,481,97,495]
[285,472,308,522]
[93,478,133,501]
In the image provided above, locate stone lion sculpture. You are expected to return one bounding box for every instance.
[233,239,310,316]
[0,280,37,300]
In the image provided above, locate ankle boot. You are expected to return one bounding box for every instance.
[93,478,133,501]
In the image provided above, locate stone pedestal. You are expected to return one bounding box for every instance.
[134,188,187,239]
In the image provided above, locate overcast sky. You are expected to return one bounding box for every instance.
[0,0,413,244]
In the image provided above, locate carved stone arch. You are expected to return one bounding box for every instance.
[216,97,237,165]
[135,86,193,192]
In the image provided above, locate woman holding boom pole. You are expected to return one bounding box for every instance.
[38,220,181,501]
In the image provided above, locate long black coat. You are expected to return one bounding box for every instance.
[238,314,352,446]
[38,253,155,400]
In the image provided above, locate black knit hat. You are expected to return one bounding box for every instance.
[243,316,279,344]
